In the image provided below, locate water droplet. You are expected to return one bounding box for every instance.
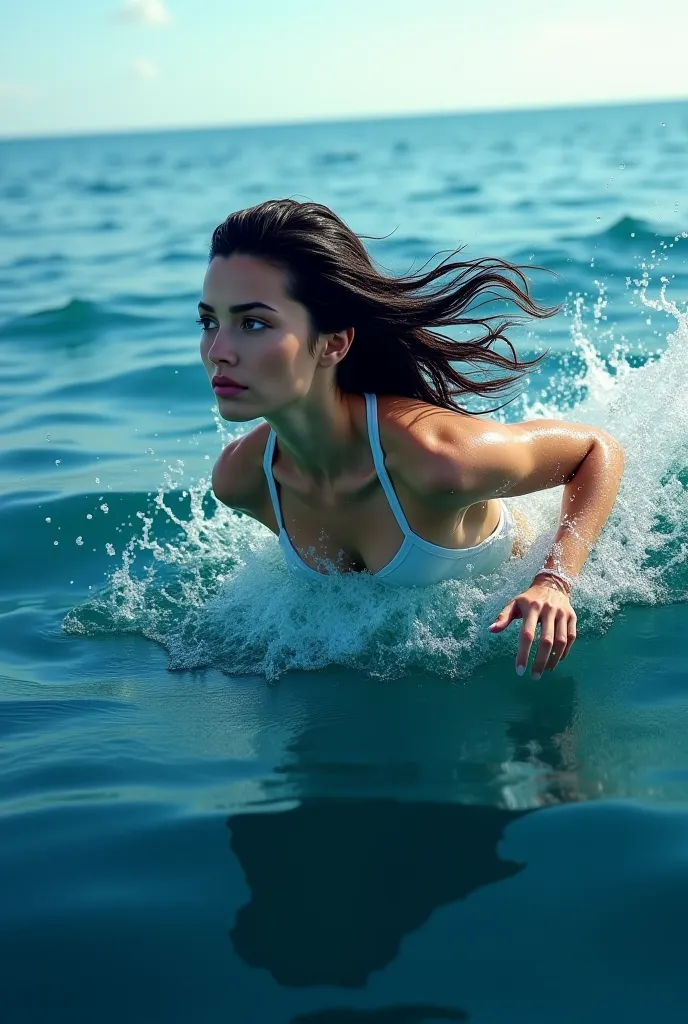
[86,513,93,520]
[619,163,625,169]
[106,542,115,556]
[53,540,58,546]
[100,503,109,514]
[45,516,51,523]
[596,216,601,221]
[76,536,83,546]
[45,433,51,441]
[55,459,61,466]
[661,122,666,127]
[631,232,635,237]
[95,477,100,484]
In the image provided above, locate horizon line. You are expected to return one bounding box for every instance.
[1,93,687,145]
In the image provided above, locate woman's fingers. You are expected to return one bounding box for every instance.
[515,602,542,676]
[488,599,519,633]
[491,595,576,677]
[530,607,557,679]
[561,612,577,660]
[544,611,570,672]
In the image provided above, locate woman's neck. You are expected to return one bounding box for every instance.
[265,383,367,484]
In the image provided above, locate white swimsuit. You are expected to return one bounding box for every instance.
[262,392,517,587]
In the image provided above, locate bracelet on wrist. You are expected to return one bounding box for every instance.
[533,568,574,594]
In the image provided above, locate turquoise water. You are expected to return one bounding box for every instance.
[1,100,688,1022]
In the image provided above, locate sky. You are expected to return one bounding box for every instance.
[1,0,687,139]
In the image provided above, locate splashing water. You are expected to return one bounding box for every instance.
[64,270,688,681]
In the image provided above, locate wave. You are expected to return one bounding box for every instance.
[5,253,69,270]
[408,183,481,203]
[550,194,617,209]
[109,289,200,308]
[564,214,684,247]
[0,183,30,200]
[0,445,121,476]
[18,409,120,430]
[314,151,360,166]
[159,248,206,264]
[67,178,130,195]
[0,298,146,342]
[53,361,205,406]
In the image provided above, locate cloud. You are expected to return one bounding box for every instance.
[132,57,160,80]
[113,0,171,26]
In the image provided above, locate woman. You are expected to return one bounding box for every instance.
[199,199,625,679]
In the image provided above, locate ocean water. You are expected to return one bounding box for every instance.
[1,100,688,1022]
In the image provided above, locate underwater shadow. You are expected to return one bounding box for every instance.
[227,797,529,988]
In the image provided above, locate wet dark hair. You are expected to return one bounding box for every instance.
[208,198,558,414]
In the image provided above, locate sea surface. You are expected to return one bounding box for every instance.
[1,100,688,1023]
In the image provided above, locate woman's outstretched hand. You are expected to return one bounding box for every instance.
[488,578,577,678]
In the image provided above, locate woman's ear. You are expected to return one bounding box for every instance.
[317,327,355,368]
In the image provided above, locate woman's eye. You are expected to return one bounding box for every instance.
[242,317,267,331]
[196,316,268,332]
[196,317,216,331]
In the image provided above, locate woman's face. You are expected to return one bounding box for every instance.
[199,254,319,421]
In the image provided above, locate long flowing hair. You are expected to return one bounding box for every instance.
[208,198,558,414]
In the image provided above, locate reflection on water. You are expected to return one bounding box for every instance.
[224,670,580,992]
[250,667,582,810]
[229,799,528,988]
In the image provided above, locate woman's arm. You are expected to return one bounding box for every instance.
[454,418,626,584]
[400,415,626,676]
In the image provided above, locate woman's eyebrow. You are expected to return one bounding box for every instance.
[198,301,278,314]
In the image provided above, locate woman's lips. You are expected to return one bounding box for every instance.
[212,375,248,397]
[213,384,247,397]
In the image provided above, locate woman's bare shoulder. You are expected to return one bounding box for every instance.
[374,395,492,492]
[211,421,271,512]
[375,394,616,504]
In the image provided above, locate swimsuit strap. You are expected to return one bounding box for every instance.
[364,392,412,537]
[262,429,284,531]
[265,400,411,538]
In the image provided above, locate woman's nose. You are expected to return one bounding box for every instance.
[207,329,238,366]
